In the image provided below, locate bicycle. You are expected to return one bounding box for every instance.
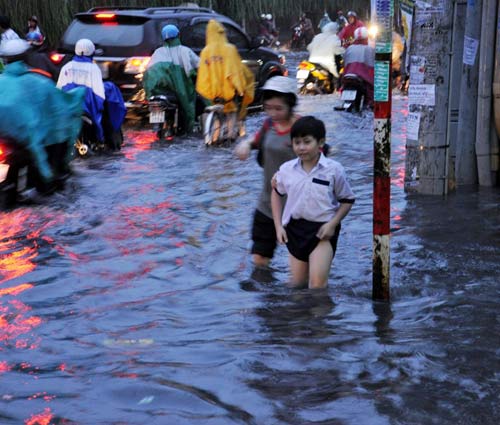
[202,97,245,147]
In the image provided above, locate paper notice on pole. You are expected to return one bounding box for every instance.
[410,56,426,84]
[463,36,479,66]
[407,112,421,140]
[409,84,435,106]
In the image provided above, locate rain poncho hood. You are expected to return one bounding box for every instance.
[0,61,84,181]
[196,19,254,115]
[147,40,200,78]
[307,22,344,77]
[143,61,197,133]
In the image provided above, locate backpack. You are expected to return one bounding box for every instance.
[256,117,272,167]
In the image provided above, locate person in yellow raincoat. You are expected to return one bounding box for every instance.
[196,19,254,139]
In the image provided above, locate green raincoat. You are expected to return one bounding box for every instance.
[143,61,197,133]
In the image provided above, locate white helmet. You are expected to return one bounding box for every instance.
[354,27,368,40]
[75,38,95,56]
[262,76,297,95]
[266,14,272,20]
[0,39,30,57]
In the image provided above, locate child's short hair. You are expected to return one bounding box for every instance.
[291,116,326,141]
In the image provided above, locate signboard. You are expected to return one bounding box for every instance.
[374,61,390,101]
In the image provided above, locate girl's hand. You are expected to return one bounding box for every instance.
[316,221,337,240]
[276,226,288,244]
[234,139,251,160]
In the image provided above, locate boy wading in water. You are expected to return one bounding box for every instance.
[271,116,355,288]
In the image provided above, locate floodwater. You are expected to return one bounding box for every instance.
[1,53,499,425]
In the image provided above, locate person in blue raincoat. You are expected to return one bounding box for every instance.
[57,38,126,150]
[0,39,84,188]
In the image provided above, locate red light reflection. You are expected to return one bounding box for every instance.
[123,130,157,160]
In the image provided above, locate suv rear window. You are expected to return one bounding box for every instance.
[181,22,249,50]
[64,20,144,47]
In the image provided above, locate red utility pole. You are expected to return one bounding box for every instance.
[372,0,393,301]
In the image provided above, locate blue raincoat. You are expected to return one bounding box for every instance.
[0,61,84,181]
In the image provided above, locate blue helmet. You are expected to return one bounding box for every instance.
[161,24,179,41]
[26,31,43,44]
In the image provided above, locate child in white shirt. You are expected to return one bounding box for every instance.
[271,116,355,289]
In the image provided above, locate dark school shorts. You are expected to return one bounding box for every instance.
[285,218,341,263]
[251,209,277,259]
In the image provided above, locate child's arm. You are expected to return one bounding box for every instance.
[271,190,288,244]
[316,203,353,240]
[234,119,270,160]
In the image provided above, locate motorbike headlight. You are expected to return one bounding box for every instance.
[368,24,379,39]
[124,57,151,74]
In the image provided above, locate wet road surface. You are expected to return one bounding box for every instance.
[0,53,499,424]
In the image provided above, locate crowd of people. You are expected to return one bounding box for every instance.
[0,10,369,288]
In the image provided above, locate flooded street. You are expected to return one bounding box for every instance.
[1,53,499,424]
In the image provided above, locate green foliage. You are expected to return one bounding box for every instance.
[0,0,370,48]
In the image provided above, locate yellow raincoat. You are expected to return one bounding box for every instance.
[196,19,254,117]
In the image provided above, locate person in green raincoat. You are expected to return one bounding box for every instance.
[143,24,200,134]
[0,39,84,191]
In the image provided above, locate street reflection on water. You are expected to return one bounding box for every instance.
[0,53,499,424]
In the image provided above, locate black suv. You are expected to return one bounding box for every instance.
[51,5,287,109]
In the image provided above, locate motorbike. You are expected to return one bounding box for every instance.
[296,60,339,95]
[0,135,69,208]
[290,24,305,50]
[255,34,280,49]
[148,93,179,141]
[334,74,366,113]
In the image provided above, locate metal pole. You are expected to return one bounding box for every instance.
[475,0,496,186]
[372,0,393,301]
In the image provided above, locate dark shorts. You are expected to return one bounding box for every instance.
[285,218,341,263]
[251,209,277,259]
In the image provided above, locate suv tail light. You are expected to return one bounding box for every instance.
[50,53,66,64]
[0,138,11,163]
[96,13,116,19]
[124,57,151,75]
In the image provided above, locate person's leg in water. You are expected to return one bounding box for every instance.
[289,255,309,288]
[251,209,277,268]
[308,240,334,289]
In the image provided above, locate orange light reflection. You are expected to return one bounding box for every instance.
[25,408,53,425]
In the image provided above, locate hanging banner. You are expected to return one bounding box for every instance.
[400,0,415,72]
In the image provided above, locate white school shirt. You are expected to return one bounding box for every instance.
[275,153,355,226]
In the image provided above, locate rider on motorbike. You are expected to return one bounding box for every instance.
[258,14,279,47]
[143,24,200,133]
[342,27,374,109]
[0,39,84,191]
[196,19,254,140]
[306,22,344,80]
[57,38,126,149]
[338,11,365,47]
